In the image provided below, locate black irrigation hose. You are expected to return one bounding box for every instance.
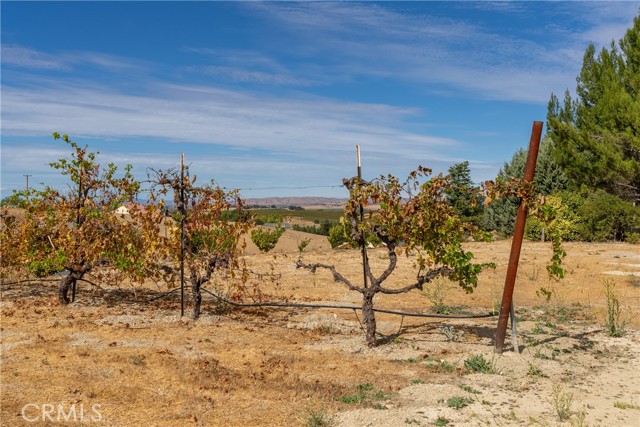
[0,278,497,319]
[200,287,498,319]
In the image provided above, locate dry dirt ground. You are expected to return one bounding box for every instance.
[1,235,640,427]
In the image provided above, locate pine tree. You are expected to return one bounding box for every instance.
[482,137,568,236]
[547,13,640,202]
[445,161,484,226]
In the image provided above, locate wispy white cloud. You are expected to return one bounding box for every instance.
[242,1,639,102]
[1,45,147,72]
[194,65,312,86]
[572,2,640,46]
[2,78,453,153]
[183,47,315,86]
[1,45,70,70]
[1,74,467,196]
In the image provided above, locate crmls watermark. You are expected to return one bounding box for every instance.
[21,403,103,423]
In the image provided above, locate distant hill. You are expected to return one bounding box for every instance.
[244,197,346,208]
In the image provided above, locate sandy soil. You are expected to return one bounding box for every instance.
[1,236,639,427]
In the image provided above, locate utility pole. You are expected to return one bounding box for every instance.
[23,174,32,192]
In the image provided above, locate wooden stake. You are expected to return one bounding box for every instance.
[180,153,185,317]
[356,145,368,289]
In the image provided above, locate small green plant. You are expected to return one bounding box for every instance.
[613,400,640,410]
[551,384,573,421]
[434,417,450,426]
[604,279,626,337]
[571,410,589,427]
[439,360,456,373]
[447,395,473,409]
[530,322,548,335]
[338,390,366,404]
[251,224,285,252]
[464,354,497,374]
[303,407,334,427]
[536,286,554,302]
[527,264,539,281]
[459,384,481,394]
[425,357,456,373]
[424,279,452,314]
[404,418,421,425]
[297,238,311,254]
[411,378,424,385]
[527,363,547,377]
[337,383,389,405]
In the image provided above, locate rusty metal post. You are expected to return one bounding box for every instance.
[494,121,543,354]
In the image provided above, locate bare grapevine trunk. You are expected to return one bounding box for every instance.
[58,271,82,304]
[362,290,377,347]
[191,278,202,320]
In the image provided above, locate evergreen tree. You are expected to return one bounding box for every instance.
[547,13,640,202]
[483,137,568,236]
[445,161,484,226]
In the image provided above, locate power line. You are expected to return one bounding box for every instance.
[228,184,344,192]
[135,184,344,193]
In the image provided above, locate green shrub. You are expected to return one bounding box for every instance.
[464,354,497,374]
[626,232,640,244]
[434,417,450,426]
[250,224,285,252]
[303,407,334,427]
[447,395,473,409]
[551,384,573,421]
[576,189,639,242]
[337,383,390,405]
[423,279,452,314]
[525,194,580,241]
[328,223,350,248]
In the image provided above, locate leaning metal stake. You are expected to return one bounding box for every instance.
[494,121,543,354]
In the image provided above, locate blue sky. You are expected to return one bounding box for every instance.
[2,1,639,199]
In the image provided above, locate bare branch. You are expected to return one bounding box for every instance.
[371,230,397,287]
[296,259,362,293]
[378,266,453,294]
